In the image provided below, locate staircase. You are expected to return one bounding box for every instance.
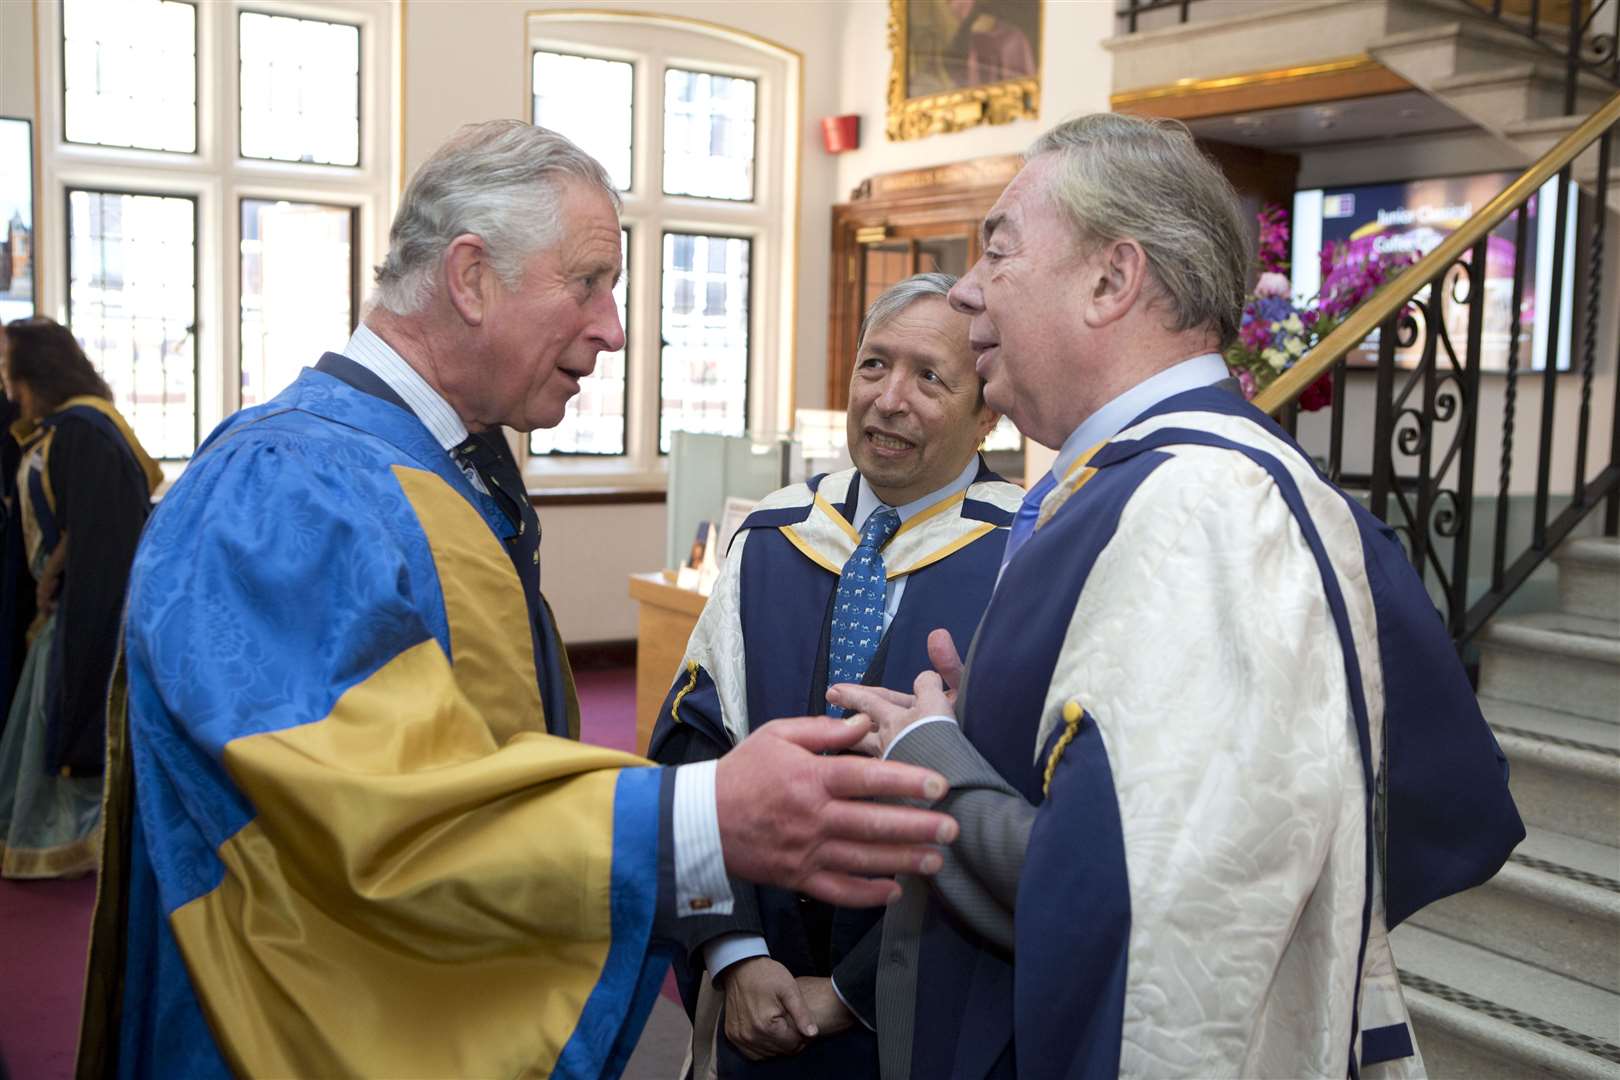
[1392,536,1620,1077]
[1369,2,1620,210]
[1108,0,1620,210]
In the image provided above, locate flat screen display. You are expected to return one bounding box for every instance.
[1291,171,1577,372]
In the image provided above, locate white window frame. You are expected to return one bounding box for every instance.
[33,0,396,472]
[524,11,801,491]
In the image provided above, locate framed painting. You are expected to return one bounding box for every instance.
[0,117,35,324]
[887,0,1041,142]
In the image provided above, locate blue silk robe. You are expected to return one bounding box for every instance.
[78,365,669,1079]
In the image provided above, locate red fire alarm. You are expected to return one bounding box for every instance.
[821,115,860,154]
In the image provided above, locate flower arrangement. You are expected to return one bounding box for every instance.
[1226,203,1417,411]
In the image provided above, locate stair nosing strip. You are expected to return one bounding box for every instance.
[1507,853,1620,896]
[1494,723,1620,759]
[1398,970,1620,1065]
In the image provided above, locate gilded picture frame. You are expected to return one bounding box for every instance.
[886,0,1041,142]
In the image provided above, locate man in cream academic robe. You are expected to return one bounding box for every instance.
[832,114,1523,1079]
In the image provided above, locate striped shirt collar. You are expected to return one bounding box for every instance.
[342,323,469,452]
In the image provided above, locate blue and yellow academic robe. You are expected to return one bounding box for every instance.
[648,462,1020,1078]
[892,386,1524,1078]
[77,362,670,1079]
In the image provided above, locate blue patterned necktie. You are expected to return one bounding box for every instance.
[1001,470,1057,569]
[826,507,900,714]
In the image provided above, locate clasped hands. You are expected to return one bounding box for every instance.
[718,956,854,1061]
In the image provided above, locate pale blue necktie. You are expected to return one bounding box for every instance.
[826,507,900,715]
[1001,470,1057,569]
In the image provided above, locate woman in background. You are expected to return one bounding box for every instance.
[0,317,160,878]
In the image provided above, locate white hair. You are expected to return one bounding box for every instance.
[1026,113,1250,347]
[373,119,620,316]
[856,271,960,352]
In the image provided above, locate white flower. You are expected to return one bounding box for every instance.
[1285,336,1305,357]
[1283,314,1305,334]
[1263,347,1288,371]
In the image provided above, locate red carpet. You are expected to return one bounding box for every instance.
[0,666,640,1079]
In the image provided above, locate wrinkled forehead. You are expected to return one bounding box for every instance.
[983,156,1068,247]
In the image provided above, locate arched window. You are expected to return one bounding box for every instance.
[524,11,802,487]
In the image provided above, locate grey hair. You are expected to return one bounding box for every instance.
[373,119,621,316]
[1025,113,1250,347]
[856,271,959,352]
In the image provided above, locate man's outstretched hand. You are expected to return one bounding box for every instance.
[715,716,957,908]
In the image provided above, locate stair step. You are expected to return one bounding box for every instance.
[1430,60,1614,124]
[1484,697,1620,846]
[1556,538,1620,624]
[1372,16,1564,75]
[1502,113,1615,183]
[1408,825,1620,992]
[1478,612,1620,722]
[1392,923,1620,1077]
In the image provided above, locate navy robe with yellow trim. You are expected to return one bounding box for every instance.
[649,463,1020,1078]
[78,366,668,1079]
[895,386,1523,1078]
[7,397,161,774]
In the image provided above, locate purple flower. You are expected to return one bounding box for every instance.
[1239,319,1270,351]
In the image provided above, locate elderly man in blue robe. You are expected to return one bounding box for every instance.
[649,272,1021,1078]
[830,113,1524,1079]
[75,121,963,1080]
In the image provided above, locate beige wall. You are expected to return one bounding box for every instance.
[539,502,667,643]
[1,3,33,121]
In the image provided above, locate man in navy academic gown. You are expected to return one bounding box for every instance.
[649,273,1021,1078]
[832,113,1524,1079]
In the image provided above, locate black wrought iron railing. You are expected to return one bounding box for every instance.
[1256,90,1620,649]
[1469,0,1619,113]
[1118,0,1191,34]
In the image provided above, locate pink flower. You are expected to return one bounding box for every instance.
[1235,367,1258,400]
[1255,272,1292,299]
[1239,319,1270,351]
[1257,203,1291,274]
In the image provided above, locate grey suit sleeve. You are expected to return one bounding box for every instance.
[887,721,1034,953]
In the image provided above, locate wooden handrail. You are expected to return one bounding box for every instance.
[1255,88,1620,415]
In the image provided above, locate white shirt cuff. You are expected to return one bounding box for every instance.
[829,971,876,1032]
[673,760,734,917]
[883,715,958,760]
[703,933,770,983]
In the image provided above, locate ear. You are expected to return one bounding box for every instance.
[443,233,492,327]
[975,404,1000,444]
[1082,238,1150,329]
